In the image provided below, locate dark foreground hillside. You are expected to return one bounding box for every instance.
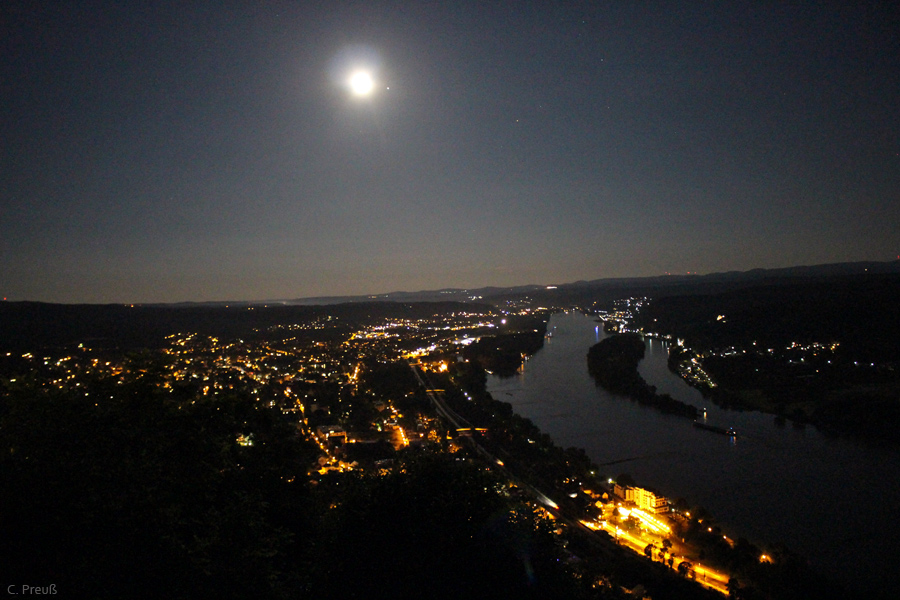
[0,370,621,600]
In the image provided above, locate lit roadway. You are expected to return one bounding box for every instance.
[598,521,729,595]
[411,364,730,595]
[693,564,730,595]
[409,364,560,510]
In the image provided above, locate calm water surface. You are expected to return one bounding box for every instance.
[487,311,899,595]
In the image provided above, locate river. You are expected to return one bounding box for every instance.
[487,311,898,595]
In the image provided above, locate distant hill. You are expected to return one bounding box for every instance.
[3,259,899,351]
[280,259,900,306]
[281,284,546,305]
[636,273,900,361]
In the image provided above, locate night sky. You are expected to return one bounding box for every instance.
[3,2,899,303]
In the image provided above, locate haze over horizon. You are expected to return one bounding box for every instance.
[3,2,898,304]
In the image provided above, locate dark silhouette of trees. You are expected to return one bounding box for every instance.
[308,452,587,600]
[0,374,319,599]
[587,335,698,418]
[463,331,546,377]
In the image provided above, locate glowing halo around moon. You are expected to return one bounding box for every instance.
[348,71,375,96]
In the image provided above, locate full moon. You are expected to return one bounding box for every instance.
[348,71,374,96]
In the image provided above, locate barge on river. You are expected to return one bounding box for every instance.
[692,421,737,437]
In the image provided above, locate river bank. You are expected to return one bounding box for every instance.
[487,311,899,598]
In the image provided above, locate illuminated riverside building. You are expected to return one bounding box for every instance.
[615,484,670,514]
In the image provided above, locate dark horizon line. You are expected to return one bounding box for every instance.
[5,258,900,308]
